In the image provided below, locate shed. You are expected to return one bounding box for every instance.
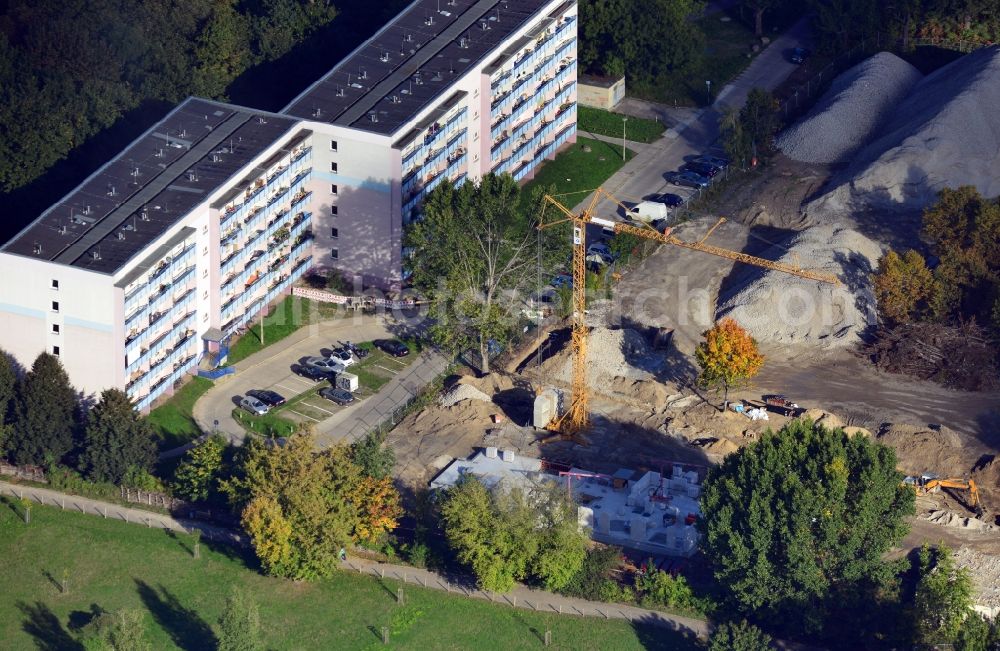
[578,74,626,110]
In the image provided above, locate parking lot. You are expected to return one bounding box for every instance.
[233,341,418,436]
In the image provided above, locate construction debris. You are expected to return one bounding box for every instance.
[953,547,1000,615]
[924,509,996,533]
[438,383,493,407]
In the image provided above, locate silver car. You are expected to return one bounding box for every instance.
[305,356,346,374]
[240,396,270,416]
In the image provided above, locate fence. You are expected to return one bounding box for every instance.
[291,286,417,310]
[121,486,187,511]
[0,462,46,483]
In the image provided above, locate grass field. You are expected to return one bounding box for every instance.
[226,296,346,365]
[577,107,665,143]
[520,137,634,210]
[0,505,701,650]
[146,377,214,449]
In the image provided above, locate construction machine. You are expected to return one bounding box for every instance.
[536,187,841,439]
[905,474,984,517]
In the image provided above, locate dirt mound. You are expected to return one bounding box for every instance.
[535,327,665,390]
[439,383,492,407]
[704,438,741,457]
[925,509,997,533]
[716,224,881,348]
[777,52,923,164]
[954,547,1000,609]
[878,423,966,476]
[810,46,1000,217]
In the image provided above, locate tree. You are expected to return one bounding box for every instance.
[921,186,1000,326]
[699,419,915,635]
[80,608,151,651]
[913,545,975,647]
[405,175,564,372]
[0,351,16,456]
[350,475,403,545]
[708,620,774,650]
[529,485,587,592]
[172,435,226,502]
[439,478,538,593]
[230,432,392,580]
[217,587,263,651]
[740,0,782,37]
[872,249,938,325]
[78,389,157,484]
[721,88,781,167]
[9,352,79,466]
[349,429,395,480]
[695,318,764,404]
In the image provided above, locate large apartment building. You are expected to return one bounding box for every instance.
[0,0,576,409]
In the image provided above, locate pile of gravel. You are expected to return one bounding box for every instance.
[810,46,1000,216]
[777,52,922,164]
[716,224,882,348]
[438,383,492,407]
[541,327,664,386]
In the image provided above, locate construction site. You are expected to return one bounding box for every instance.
[388,45,1000,617]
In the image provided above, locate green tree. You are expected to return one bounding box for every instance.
[80,608,151,651]
[172,435,226,502]
[740,0,784,37]
[913,544,975,647]
[872,249,938,325]
[78,389,157,484]
[529,485,588,592]
[231,432,389,580]
[921,186,1000,326]
[955,612,1000,651]
[699,419,915,634]
[404,175,564,372]
[708,620,773,650]
[10,352,79,466]
[349,429,395,480]
[695,318,765,404]
[0,351,16,456]
[634,566,699,610]
[217,586,263,651]
[439,478,539,593]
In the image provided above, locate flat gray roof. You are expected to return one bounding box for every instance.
[3,98,301,275]
[282,0,566,136]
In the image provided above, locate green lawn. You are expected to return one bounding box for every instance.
[146,377,214,450]
[0,505,702,650]
[520,137,635,210]
[226,296,345,365]
[577,106,665,144]
[231,407,300,438]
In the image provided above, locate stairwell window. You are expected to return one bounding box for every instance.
[51,301,59,313]
[331,248,339,260]
[331,205,338,216]
[330,162,338,173]
[330,140,338,152]
[331,227,339,239]
[331,184,338,195]
[52,345,60,357]
[51,279,59,290]
[51,324,60,334]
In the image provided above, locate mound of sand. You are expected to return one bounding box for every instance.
[778,52,922,164]
[925,509,997,533]
[810,46,1000,216]
[537,327,664,388]
[878,423,967,476]
[439,383,492,407]
[716,224,881,348]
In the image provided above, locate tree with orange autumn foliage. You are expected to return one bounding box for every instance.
[695,318,764,404]
[351,476,402,545]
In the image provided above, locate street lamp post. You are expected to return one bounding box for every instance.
[706,80,712,106]
[622,117,628,161]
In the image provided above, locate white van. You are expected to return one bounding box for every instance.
[628,200,668,223]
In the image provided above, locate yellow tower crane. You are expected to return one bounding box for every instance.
[538,187,841,437]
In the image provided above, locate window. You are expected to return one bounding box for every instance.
[331,184,338,195]
[202,224,208,235]
[331,205,338,216]
[202,290,209,300]
[473,111,479,120]
[202,246,208,256]
[331,227,339,239]
[330,140,338,151]
[51,301,59,312]
[50,279,59,290]
[52,345,60,357]
[203,313,209,322]
[473,132,479,141]
[330,162,338,173]
[51,324,60,334]
[331,248,339,260]
[202,268,208,278]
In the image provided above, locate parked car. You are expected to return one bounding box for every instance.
[551,273,573,289]
[320,387,355,405]
[246,389,286,407]
[790,47,810,64]
[305,356,347,374]
[239,396,270,416]
[586,242,616,265]
[345,341,370,358]
[692,155,729,170]
[646,192,685,207]
[329,347,357,367]
[681,161,721,178]
[294,364,329,382]
[627,200,669,223]
[374,339,410,357]
[666,171,710,189]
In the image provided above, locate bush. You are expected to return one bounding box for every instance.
[634,566,699,611]
[560,546,622,599]
[407,542,429,569]
[121,467,166,493]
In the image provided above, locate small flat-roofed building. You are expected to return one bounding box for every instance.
[578,74,625,110]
